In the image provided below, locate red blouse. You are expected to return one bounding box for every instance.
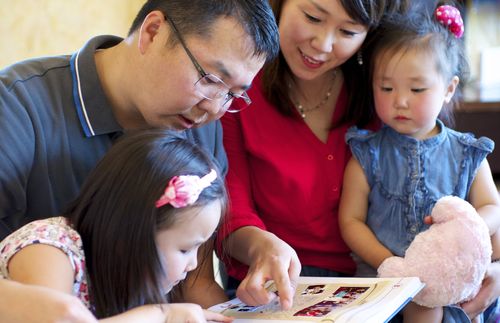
[219,73,356,280]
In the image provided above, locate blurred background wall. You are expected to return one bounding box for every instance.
[0,0,144,68]
[1,0,498,91]
[465,0,500,101]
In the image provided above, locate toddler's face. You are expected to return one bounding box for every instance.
[372,48,458,140]
[155,200,222,293]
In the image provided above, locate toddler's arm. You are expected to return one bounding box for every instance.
[469,159,500,235]
[460,260,500,321]
[339,157,393,269]
[463,159,500,321]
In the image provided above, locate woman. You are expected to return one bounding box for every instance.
[217,0,408,310]
[218,1,500,321]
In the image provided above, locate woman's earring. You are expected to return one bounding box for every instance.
[357,51,363,66]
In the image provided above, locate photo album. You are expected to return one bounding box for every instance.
[209,276,424,323]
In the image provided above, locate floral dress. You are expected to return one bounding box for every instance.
[0,217,90,308]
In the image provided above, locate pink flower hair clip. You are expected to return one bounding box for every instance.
[435,5,464,38]
[155,169,217,208]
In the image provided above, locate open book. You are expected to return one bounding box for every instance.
[209,276,424,323]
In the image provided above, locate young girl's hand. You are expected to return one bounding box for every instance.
[165,304,233,323]
[203,309,234,323]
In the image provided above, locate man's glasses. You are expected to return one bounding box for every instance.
[164,13,251,112]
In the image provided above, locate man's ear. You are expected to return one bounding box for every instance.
[444,75,459,104]
[137,10,165,55]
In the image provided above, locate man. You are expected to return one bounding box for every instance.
[0,0,279,321]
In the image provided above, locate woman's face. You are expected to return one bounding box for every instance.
[278,0,368,81]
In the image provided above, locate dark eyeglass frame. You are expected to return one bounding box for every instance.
[163,13,251,111]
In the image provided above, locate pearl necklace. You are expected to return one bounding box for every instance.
[290,70,337,119]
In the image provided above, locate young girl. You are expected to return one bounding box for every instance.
[0,130,233,322]
[339,4,500,323]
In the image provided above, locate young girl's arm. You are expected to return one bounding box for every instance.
[0,278,97,323]
[8,243,75,293]
[339,157,393,269]
[468,159,500,235]
[8,244,232,322]
[100,303,233,323]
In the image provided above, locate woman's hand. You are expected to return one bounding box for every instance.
[232,228,301,311]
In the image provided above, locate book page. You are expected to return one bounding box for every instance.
[210,277,423,323]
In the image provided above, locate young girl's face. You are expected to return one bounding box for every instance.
[373,48,458,140]
[278,0,367,81]
[155,200,222,293]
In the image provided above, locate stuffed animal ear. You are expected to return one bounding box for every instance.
[430,196,476,223]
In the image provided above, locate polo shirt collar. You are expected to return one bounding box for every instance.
[70,35,123,137]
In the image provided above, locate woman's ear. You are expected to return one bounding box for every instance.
[444,75,459,104]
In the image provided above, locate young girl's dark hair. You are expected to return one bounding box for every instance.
[262,0,410,127]
[63,130,227,318]
[368,2,469,126]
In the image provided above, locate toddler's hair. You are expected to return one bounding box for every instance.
[64,129,226,318]
[368,2,469,126]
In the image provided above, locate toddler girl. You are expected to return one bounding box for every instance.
[339,4,500,322]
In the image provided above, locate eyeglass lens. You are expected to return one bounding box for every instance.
[195,74,249,112]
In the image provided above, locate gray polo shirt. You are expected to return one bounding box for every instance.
[0,35,227,240]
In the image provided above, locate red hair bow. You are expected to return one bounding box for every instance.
[155,169,217,208]
[435,5,464,38]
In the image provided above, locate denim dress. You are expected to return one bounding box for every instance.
[346,120,494,322]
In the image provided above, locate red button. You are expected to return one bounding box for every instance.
[327,154,334,160]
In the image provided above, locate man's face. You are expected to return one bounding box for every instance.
[132,15,265,130]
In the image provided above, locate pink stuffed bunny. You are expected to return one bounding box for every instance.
[378,196,492,308]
